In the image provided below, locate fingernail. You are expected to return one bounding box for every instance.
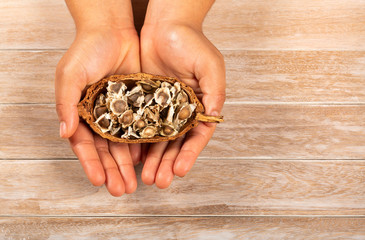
[60,121,67,138]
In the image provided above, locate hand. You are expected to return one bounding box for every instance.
[55,0,141,196]
[139,1,226,189]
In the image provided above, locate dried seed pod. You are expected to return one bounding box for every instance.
[78,73,223,143]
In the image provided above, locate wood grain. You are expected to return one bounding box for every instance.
[0,160,363,215]
[216,104,365,159]
[1,50,365,104]
[0,51,59,104]
[0,217,364,240]
[0,0,74,49]
[1,0,364,50]
[0,104,73,159]
[206,0,365,50]
[225,50,365,102]
[1,104,365,159]
[1,0,364,237]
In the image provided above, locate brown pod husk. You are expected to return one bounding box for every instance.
[78,73,223,143]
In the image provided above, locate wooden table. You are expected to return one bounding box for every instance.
[0,0,364,239]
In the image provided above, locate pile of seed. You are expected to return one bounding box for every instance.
[93,80,196,139]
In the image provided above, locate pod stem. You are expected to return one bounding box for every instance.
[196,113,224,123]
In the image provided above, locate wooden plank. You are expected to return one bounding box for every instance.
[0,51,59,104]
[1,50,365,104]
[0,217,364,239]
[0,0,74,49]
[0,104,74,159]
[226,50,365,102]
[1,104,365,159]
[0,160,363,215]
[1,0,364,50]
[206,0,365,50]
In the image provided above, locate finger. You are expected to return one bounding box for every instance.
[195,46,226,115]
[129,143,142,166]
[140,143,150,164]
[109,142,137,194]
[69,122,105,186]
[94,135,125,197]
[174,123,216,177]
[155,136,185,189]
[141,141,169,185]
[55,53,88,139]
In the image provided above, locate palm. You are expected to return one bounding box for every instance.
[62,29,140,84]
[139,24,225,188]
[142,25,203,90]
[56,29,141,196]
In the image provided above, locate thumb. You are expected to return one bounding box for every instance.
[196,50,226,116]
[55,54,87,138]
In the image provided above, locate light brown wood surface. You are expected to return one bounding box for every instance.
[0,160,364,216]
[1,0,364,50]
[0,217,364,240]
[1,0,364,238]
[206,0,365,50]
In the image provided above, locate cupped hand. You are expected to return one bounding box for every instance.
[55,28,141,196]
[140,23,226,188]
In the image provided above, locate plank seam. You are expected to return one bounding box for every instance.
[0,215,364,218]
[225,102,365,105]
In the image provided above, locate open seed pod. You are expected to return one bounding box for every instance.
[78,73,223,143]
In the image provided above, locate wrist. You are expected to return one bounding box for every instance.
[143,0,214,30]
[66,0,135,33]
